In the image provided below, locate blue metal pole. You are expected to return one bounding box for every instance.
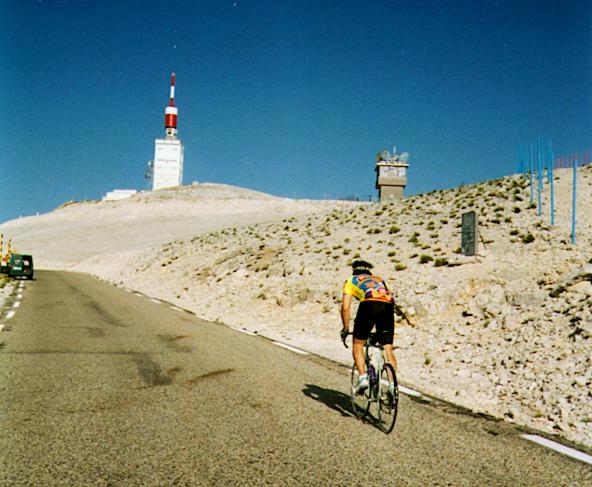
[549,140,555,226]
[537,140,543,216]
[544,139,549,183]
[572,157,578,244]
[529,144,534,204]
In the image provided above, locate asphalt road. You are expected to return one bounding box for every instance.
[0,271,590,486]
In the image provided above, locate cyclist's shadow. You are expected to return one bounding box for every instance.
[302,384,356,418]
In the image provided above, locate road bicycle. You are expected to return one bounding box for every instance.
[343,331,399,433]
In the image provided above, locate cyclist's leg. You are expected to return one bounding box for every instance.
[383,344,398,372]
[352,338,367,375]
[376,301,397,371]
[352,302,373,375]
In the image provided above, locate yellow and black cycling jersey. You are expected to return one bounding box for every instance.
[342,275,394,304]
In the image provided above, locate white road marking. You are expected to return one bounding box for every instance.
[124,289,133,293]
[12,301,20,308]
[170,306,184,312]
[150,299,161,304]
[232,327,257,336]
[399,385,425,398]
[272,341,309,355]
[17,293,23,299]
[6,311,15,320]
[521,434,592,465]
[0,324,5,331]
[134,292,144,297]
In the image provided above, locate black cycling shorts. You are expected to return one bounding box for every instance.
[353,300,395,345]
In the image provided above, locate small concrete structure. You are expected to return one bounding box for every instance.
[375,149,409,201]
[103,189,137,201]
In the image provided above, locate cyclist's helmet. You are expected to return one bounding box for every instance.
[352,260,373,275]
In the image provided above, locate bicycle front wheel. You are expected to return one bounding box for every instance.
[377,363,399,434]
[350,365,370,418]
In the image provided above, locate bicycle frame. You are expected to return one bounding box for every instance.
[350,331,399,433]
[364,341,384,403]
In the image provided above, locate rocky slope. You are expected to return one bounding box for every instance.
[79,168,591,448]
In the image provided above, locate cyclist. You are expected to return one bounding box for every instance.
[340,260,398,393]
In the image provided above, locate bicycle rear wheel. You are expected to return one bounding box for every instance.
[350,365,370,418]
[377,363,399,434]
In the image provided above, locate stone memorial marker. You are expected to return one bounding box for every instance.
[461,211,478,256]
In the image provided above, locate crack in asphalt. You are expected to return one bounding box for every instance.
[184,368,235,385]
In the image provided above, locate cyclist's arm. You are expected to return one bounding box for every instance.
[341,293,352,331]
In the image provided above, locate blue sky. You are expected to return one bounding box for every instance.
[1,0,590,222]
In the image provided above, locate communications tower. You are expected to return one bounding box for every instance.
[152,73,184,190]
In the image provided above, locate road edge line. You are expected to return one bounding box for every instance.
[272,341,309,355]
[521,434,592,465]
[399,385,426,399]
[231,327,257,336]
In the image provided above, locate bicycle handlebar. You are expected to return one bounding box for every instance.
[340,330,352,348]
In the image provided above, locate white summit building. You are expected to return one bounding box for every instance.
[152,72,184,191]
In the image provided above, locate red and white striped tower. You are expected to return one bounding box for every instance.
[164,72,178,138]
[152,72,184,191]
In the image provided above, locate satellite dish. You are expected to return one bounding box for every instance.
[380,149,390,161]
[399,152,410,162]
